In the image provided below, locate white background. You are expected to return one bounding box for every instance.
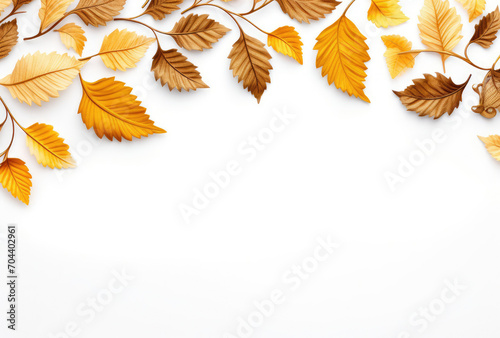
[1,0,500,337]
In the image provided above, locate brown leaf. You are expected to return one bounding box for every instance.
[152,48,208,91]
[469,7,500,48]
[394,73,471,119]
[144,0,183,20]
[70,0,126,27]
[472,70,500,118]
[169,14,230,51]
[0,158,32,205]
[276,0,340,23]
[0,20,18,60]
[228,32,272,103]
[12,0,33,12]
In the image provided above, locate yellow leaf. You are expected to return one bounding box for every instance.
[368,0,409,28]
[78,76,166,141]
[98,29,155,71]
[228,32,273,103]
[0,0,11,15]
[381,35,417,78]
[0,52,86,106]
[56,23,87,56]
[0,158,32,205]
[24,123,76,169]
[39,0,73,32]
[267,26,303,64]
[479,135,500,161]
[418,0,463,71]
[314,15,371,103]
[455,0,485,22]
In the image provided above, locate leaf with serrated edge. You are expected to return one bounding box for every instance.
[169,14,230,51]
[69,0,126,27]
[418,0,463,71]
[78,76,166,141]
[381,35,417,78]
[99,29,155,71]
[267,26,303,64]
[276,0,341,23]
[152,48,208,92]
[228,32,272,103]
[394,73,470,119]
[39,0,73,32]
[314,15,371,103]
[144,0,183,20]
[0,20,18,60]
[25,123,76,169]
[0,158,32,205]
[456,0,485,22]
[368,0,409,28]
[0,52,86,106]
[56,23,87,56]
[479,135,500,161]
[469,7,500,48]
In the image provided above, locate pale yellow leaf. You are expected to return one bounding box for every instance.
[381,35,417,78]
[0,0,11,15]
[479,135,500,161]
[39,0,73,32]
[314,15,371,103]
[98,29,155,71]
[0,158,32,205]
[56,23,87,56]
[25,123,76,169]
[267,26,303,64]
[0,52,86,106]
[368,0,409,28]
[456,0,485,22]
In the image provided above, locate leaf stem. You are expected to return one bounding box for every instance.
[400,49,490,71]
[24,12,71,41]
[342,0,357,16]
[239,0,274,16]
[0,10,26,25]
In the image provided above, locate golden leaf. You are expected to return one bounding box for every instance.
[381,35,417,78]
[472,70,500,118]
[78,76,166,141]
[0,52,86,106]
[478,135,500,161]
[12,0,32,12]
[70,0,126,27]
[228,32,272,103]
[144,0,183,20]
[267,26,303,64]
[0,158,32,205]
[25,123,76,169]
[368,0,409,28]
[276,0,341,23]
[314,15,371,103]
[0,0,11,15]
[469,7,500,48]
[39,0,73,32]
[169,14,230,51]
[56,23,87,56]
[98,29,155,71]
[0,20,18,60]
[151,48,209,91]
[456,0,485,22]
[418,0,463,71]
[394,73,470,119]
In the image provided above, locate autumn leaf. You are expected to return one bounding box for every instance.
[228,32,272,103]
[381,35,417,78]
[276,0,341,23]
[478,135,500,161]
[0,20,18,60]
[98,29,155,71]
[0,0,11,15]
[12,0,32,12]
[368,0,409,28]
[455,0,485,22]
[472,71,500,118]
[0,52,86,106]
[418,0,463,71]
[39,0,73,32]
[56,23,87,56]
[78,76,166,141]
[69,0,126,27]
[0,158,32,205]
[267,26,303,64]
[469,7,500,48]
[314,14,371,103]
[151,48,208,91]
[25,123,76,169]
[169,14,230,51]
[143,0,183,20]
[394,73,470,119]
